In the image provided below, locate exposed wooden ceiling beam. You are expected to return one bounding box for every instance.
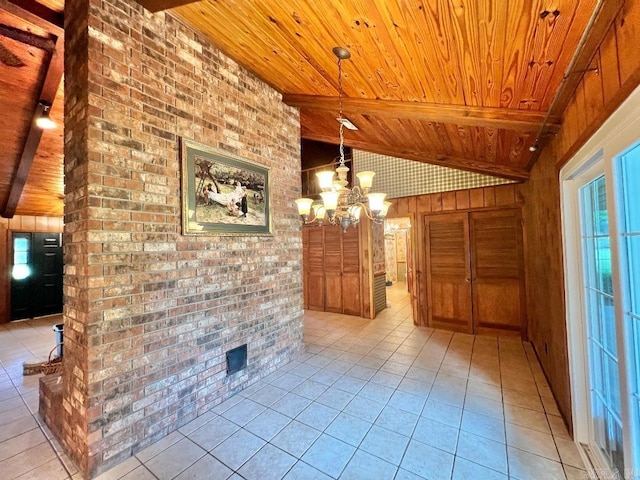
[1,34,63,218]
[284,95,560,133]
[304,133,530,182]
[135,0,199,13]
[6,0,63,32]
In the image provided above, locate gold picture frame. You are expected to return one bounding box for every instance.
[180,138,272,235]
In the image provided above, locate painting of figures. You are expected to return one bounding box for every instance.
[181,139,271,235]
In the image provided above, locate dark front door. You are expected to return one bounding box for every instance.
[11,232,63,320]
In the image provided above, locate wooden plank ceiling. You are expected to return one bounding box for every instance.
[1,0,608,217]
[172,0,600,181]
[0,0,63,218]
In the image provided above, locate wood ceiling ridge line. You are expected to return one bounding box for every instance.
[284,94,561,133]
[304,132,529,182]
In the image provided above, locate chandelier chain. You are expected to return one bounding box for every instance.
[338,57,345,167]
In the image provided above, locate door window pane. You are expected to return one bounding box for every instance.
[12,236,31,280]
[580,175,625,475]
[617,143,640,473]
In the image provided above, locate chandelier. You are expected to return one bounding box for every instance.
[295,47,391,232]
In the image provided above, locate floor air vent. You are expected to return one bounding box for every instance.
[226,344,247,375]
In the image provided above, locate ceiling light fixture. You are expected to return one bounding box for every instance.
[295,47,390,232]
[35,101,56,130]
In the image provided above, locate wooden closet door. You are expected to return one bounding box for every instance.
[324,226,343,313]
[342,225,361,316]
[306,227,325,311]
[425,213,473,333]
[470,209,525,334]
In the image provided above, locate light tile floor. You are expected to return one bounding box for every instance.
[0,284,588,479]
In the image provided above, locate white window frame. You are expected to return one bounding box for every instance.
[561,84,640,479]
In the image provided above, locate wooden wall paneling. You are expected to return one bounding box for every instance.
[574,81,588,135]
[35,215,49,232]
[342,226,361,316]
[455,190,470,210]
[306,227,325,311]
[470,209,525,334]
[396,197,410,216]
[616,0,640,86]
[599,23,621,105]
[407,196,417,214]
[521,149,572,431]
[441,191,456,211]
[323,226,343,313]
[432,193,443,212]
[483,187,496,207]
[469,188,484,209]
[583,57,604,126]
[417,194,432,213]
[424,212,473,333]
[495,184,515,206]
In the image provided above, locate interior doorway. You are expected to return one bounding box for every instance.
[384,217,411,290]
[11,232,63,320]
[385,216,418,324]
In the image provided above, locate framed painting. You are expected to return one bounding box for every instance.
[180,138,272,235]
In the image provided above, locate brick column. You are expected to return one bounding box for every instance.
[43,0,304,477]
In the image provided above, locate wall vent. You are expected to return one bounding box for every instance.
[226,344,247,375]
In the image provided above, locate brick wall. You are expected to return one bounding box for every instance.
[54,0,303,476]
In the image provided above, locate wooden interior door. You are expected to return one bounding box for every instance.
[306,227,325,311]
[425,213,473,333]
[324,226,343,313]
[341,225,361,315]
[470,209,525,334]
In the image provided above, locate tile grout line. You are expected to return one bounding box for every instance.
[0,356,75,479]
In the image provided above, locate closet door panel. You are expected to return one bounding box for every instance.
[470,209,525,333]
[307,227,325,311]
[342,227,361,315]
[324,226,343,313]
[425,213,473,333]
